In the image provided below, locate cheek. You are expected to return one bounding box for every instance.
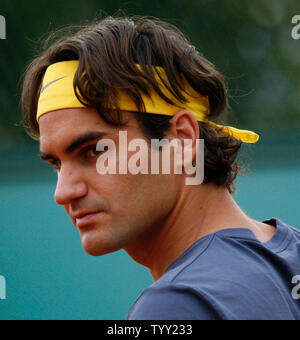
[83,167,178,252]
[111,173,176,224]
[89,143,178,224]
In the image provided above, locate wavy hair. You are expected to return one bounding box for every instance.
[21,16,245,193]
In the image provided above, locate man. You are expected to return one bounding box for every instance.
[21,16,300,320]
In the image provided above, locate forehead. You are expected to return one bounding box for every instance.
[39,108,136,150]
[39,108,110,136]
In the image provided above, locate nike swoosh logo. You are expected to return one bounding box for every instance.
[41,76,66,93]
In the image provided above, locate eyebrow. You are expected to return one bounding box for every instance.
[39,131,109,161]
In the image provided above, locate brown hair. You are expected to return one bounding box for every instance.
[21,16,245,194]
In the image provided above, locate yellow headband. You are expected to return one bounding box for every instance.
[37,60,259,143]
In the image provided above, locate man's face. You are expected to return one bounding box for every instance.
[39,108,178,256]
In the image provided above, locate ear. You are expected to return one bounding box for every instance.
[168,110,200,140]
[167,110,200,167]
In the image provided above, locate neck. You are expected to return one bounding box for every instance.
[124,182,272,281]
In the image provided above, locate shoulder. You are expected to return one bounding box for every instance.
[127,234,255,320]
[128,219,300,320]
[127,283,222,320]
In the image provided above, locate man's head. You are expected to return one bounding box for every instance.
[21,16,249,256]
[21,16,245,188]
[38,107,188,256]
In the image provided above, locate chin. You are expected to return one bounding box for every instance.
[83,247,107,257]
[81,231,122,257]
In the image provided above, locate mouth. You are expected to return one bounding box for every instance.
[73,211,103,229]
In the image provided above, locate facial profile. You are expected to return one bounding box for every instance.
[39,107,180,257]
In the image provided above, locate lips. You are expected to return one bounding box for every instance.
[73,211,102,228]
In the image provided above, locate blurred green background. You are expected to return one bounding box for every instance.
[0,0,300,320]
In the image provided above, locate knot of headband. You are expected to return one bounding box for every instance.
[37,60,259,143]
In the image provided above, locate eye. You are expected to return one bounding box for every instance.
[82,145,108,159]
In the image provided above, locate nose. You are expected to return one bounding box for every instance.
[54,165,88,205]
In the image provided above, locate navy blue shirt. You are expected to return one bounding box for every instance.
[127,218,300,320]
